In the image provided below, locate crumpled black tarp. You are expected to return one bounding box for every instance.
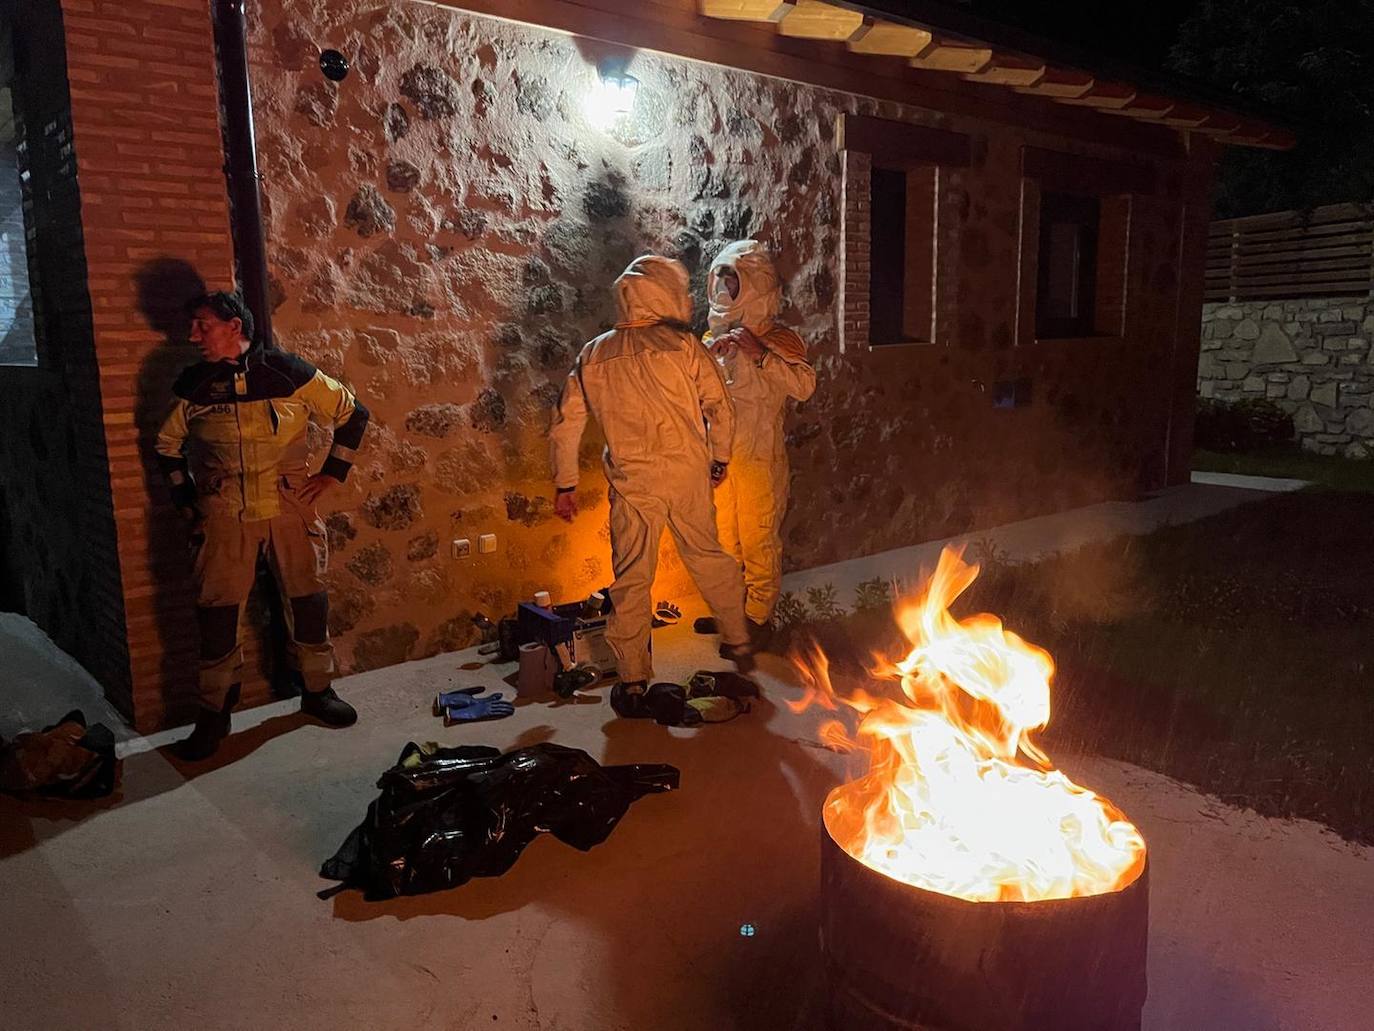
[319,741,678,900]
[0,710,119,799]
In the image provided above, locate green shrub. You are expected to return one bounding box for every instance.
[853,577,893,612]
[806,583,844,622]
[1194,397,1294,452]
[773,591,810,628]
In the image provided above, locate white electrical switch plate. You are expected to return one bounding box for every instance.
[452,538,471,559]
[478,534,497,554]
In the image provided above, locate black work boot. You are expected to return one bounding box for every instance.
[300,686,358,727]
[610,680,650,719]
[174,684,238,762]
[719,641,756,674]
[693,616,720,635]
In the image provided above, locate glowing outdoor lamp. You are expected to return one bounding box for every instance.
[587,67,639,129]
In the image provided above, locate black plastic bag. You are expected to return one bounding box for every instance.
[320,741,678,900]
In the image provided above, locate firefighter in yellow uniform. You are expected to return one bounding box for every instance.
[703,240,816,646]
[156,292,369,760]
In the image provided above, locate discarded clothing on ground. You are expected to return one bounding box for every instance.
[634,670,758,727]
[0,710,118,799]
[319,741,678,900]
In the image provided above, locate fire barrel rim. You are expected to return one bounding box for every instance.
[819,824,1149,1031]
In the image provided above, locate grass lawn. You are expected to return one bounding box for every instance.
[1195,445,1374,493]
[783,490,1374,845]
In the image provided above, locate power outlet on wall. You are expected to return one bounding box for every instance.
[451,538,471,559]
[478,534,497,554]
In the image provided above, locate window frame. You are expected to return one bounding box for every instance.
[837,113,969,354]
[1016,146,1150,348]
[1035,190,1101,340]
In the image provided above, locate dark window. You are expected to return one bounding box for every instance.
[869,165,907,344]
[0,15,35,367]
[1036,192,1099,339]
[869,164,936,345]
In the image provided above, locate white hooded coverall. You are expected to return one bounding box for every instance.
[549,255,750,683]
[706,240,817,626]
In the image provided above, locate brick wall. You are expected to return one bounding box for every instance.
[839,149,871,353]
[0,0,130,711]
[55,0,234,730]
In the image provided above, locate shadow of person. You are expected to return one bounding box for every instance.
[132,259,209,730]
[155,711,313,780]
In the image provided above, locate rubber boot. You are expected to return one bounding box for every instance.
[300,686,358,727]
[175,684,238,762]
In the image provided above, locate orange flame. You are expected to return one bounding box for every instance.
[799,547,1145,903]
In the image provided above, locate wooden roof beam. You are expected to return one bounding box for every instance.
[1193,112,1244,138]
[1105,94,1177,120]
[1055,80,1137,110]
[699,0,794,21]
[776,0,865,40]
[963,52,1046,88]
[910,36,993,74]
[1014,67,1094,99]
[1159,102,1211,128]
[847,19,933,57]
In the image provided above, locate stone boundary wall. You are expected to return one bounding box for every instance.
[1198,298,1374,457]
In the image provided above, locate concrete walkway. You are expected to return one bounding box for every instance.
[5,480,1370,1031]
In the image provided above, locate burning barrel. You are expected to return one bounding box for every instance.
[820,820,1149,1031]
[794,548,1151,1031]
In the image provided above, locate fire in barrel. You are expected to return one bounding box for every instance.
[795,547,1149,1031]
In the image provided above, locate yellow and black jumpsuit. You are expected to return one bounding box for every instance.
[155,344,369,707]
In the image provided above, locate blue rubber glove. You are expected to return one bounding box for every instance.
[433,685,483,716]
[443,692,514,725]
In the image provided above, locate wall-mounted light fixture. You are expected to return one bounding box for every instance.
[586,65,639,130]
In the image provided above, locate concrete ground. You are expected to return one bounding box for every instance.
[5,480,1372,1031]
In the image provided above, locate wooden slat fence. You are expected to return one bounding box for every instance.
[1205,202,1374,302]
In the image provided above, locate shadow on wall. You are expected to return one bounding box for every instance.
[132,258,208,725]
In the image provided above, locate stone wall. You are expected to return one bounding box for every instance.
[241,2,1209,687]
[1198,299,1374,457]
[237,0,1210,681]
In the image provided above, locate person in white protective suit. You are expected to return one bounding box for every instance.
[700,240,816,645]
[549,254,754,716]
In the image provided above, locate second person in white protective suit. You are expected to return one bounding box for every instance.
[549,254,754,717]
[701,240,816,645]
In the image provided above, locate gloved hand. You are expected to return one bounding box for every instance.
[554,490,578,522]
[652,601,682,628]
[443,691,515,726]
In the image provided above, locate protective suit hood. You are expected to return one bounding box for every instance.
[615,255,692,327]
[707,239,780,337]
